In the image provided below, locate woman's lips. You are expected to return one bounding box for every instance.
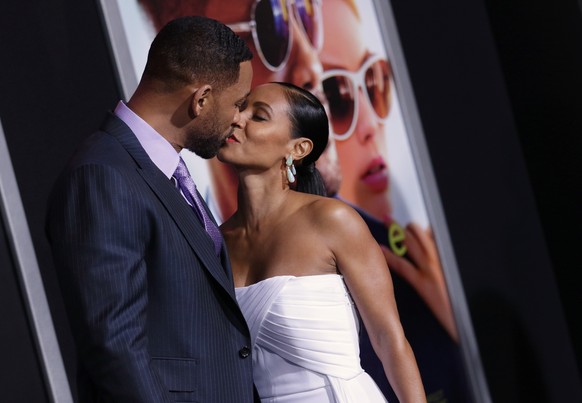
[225,133,239,143]
[361,156,389,192]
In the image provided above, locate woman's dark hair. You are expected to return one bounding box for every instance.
[275,82,330,196]
[143,16,253,92]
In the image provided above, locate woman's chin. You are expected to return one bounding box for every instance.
[216,148,232,163]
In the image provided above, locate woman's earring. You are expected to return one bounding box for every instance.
[286,155,296,183]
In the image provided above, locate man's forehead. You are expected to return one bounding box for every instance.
[239,60,254,88]
[219,61,252,99]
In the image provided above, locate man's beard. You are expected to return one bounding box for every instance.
[185,120,230,159]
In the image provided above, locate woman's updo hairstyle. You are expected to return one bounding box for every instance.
[275,82,329,196]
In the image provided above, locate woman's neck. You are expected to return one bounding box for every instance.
[235,171,292,232]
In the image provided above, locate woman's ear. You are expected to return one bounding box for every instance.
[191,84,212,117]
[292,137,314,159]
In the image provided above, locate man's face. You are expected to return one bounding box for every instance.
[185,61,253,159]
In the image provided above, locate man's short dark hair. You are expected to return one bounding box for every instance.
[143,16,253,92]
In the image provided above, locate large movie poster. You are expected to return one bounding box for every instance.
[99,0,488,401]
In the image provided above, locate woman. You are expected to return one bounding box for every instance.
[218,82,426,402]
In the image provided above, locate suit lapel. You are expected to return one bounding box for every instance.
[100,114,237,302]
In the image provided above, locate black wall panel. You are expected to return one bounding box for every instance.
[0,1,120,401]
[484,0,582,375]
[0,217,47,402]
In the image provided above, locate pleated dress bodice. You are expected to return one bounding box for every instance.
[235,274,387,402]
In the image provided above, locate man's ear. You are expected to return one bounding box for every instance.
[191,84,212,117]
[292,138,314,159]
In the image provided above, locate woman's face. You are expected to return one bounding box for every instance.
[217,83,294,171]
[320,0,392,219]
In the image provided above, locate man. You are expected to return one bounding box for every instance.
[46,16,256,402]
[137,0,343,222]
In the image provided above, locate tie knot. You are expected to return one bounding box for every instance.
[173,157,191,182]
[171,157,223,256]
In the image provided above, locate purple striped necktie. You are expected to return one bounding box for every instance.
[173,157,223,255]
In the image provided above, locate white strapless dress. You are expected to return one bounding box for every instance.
[235,274,388,402]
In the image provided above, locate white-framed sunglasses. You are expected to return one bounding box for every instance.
[321,55,392,141]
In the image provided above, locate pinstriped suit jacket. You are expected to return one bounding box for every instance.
[47,114,255,403]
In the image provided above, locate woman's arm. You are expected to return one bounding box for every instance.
[317,199,427,402]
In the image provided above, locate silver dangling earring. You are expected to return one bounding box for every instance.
[286,155,296,183]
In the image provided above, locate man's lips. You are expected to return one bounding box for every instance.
[361,156,389,192]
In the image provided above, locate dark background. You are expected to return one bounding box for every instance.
[390,0,582,401]
[0,0,580,402]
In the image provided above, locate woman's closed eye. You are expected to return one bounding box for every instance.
[250,101,273,121]
[252,112,268,121]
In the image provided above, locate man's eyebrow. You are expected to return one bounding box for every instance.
[237,92,251,105]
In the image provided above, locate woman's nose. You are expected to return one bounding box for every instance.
[286,15,323,91]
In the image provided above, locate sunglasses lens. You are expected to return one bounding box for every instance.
[255,0,290,68]
[294,0,322,49]
[323,74,355,137]
[365,59,391,119]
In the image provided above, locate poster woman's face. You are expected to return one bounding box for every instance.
[320,0,393,219]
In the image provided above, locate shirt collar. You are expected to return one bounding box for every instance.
[114,101,179,179]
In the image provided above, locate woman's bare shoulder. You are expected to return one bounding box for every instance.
[302,196,367,232]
